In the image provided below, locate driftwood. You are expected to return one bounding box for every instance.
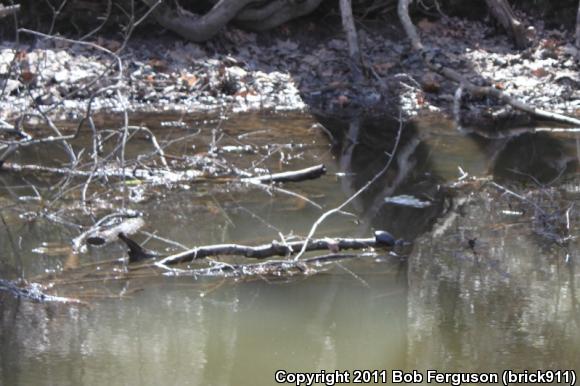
[398,0,580,127]
[18,231,399,301]
[242,164,326,183]
[117,230,399,266]
[0,161,326,185]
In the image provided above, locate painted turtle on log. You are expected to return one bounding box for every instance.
[374,230,396,247]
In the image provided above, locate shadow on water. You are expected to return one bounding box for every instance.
[315,113,448,241]
[318,112,580,372]
[1,111,580,384]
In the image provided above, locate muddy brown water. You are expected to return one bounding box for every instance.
[1,112,579,385]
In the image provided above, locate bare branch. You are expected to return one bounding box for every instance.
[293,115,404,260]
[397,0,580,127]
[150,234,394,267]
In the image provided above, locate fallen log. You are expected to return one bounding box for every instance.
[117,230,401,266]
[0,161,326,185]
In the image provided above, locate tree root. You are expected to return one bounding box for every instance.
[484,0,531,49]
[339,0,364,81]
[234,0,287,23]
[141,0,256,42]
[236,0,323,31]
[142,0,323,41]
[398,0,580,127]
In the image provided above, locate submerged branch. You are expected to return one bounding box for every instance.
[242,164,326,183]
[165,252,371,278]
[0,279,87,305]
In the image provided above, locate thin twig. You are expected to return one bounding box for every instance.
[293,114,404,260]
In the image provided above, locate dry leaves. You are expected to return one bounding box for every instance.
[530,67,549,77]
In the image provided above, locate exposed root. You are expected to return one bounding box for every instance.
[484,0,531,49]
[141,0,256,42]
[237,0,323,31]
[234,0,287,22]
[142,0,323,41]
[398,0,580,127]
[339,0,363,81]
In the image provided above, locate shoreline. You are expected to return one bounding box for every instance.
[0,14,578,126]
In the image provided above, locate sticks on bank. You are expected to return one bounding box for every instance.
[397,0,580,127]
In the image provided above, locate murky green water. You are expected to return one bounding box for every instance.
[1,112,580,385]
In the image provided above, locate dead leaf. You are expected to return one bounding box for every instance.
[531,67,549,77]
[337,95,349,107]
[418,18,438,33]
[373,62,395,75]
[417,92,426,105]
[64,251,80,270]
[15,50,27,61]
[20,70,36,84]
[206,201,221,216]
[180,73,198,88]
[149,58,168,72]
[96,37,122,51]
[421,72,441,93]
[541,38,560,49]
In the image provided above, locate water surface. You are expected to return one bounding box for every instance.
[1,112,579,385]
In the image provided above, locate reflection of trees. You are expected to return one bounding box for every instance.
[406,127,580,370]
[318,113,580,371]
[316,113,448,241]
[471,132,578,184]
[0,276,407,385]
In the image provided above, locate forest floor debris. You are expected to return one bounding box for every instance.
[0,13,578,124]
